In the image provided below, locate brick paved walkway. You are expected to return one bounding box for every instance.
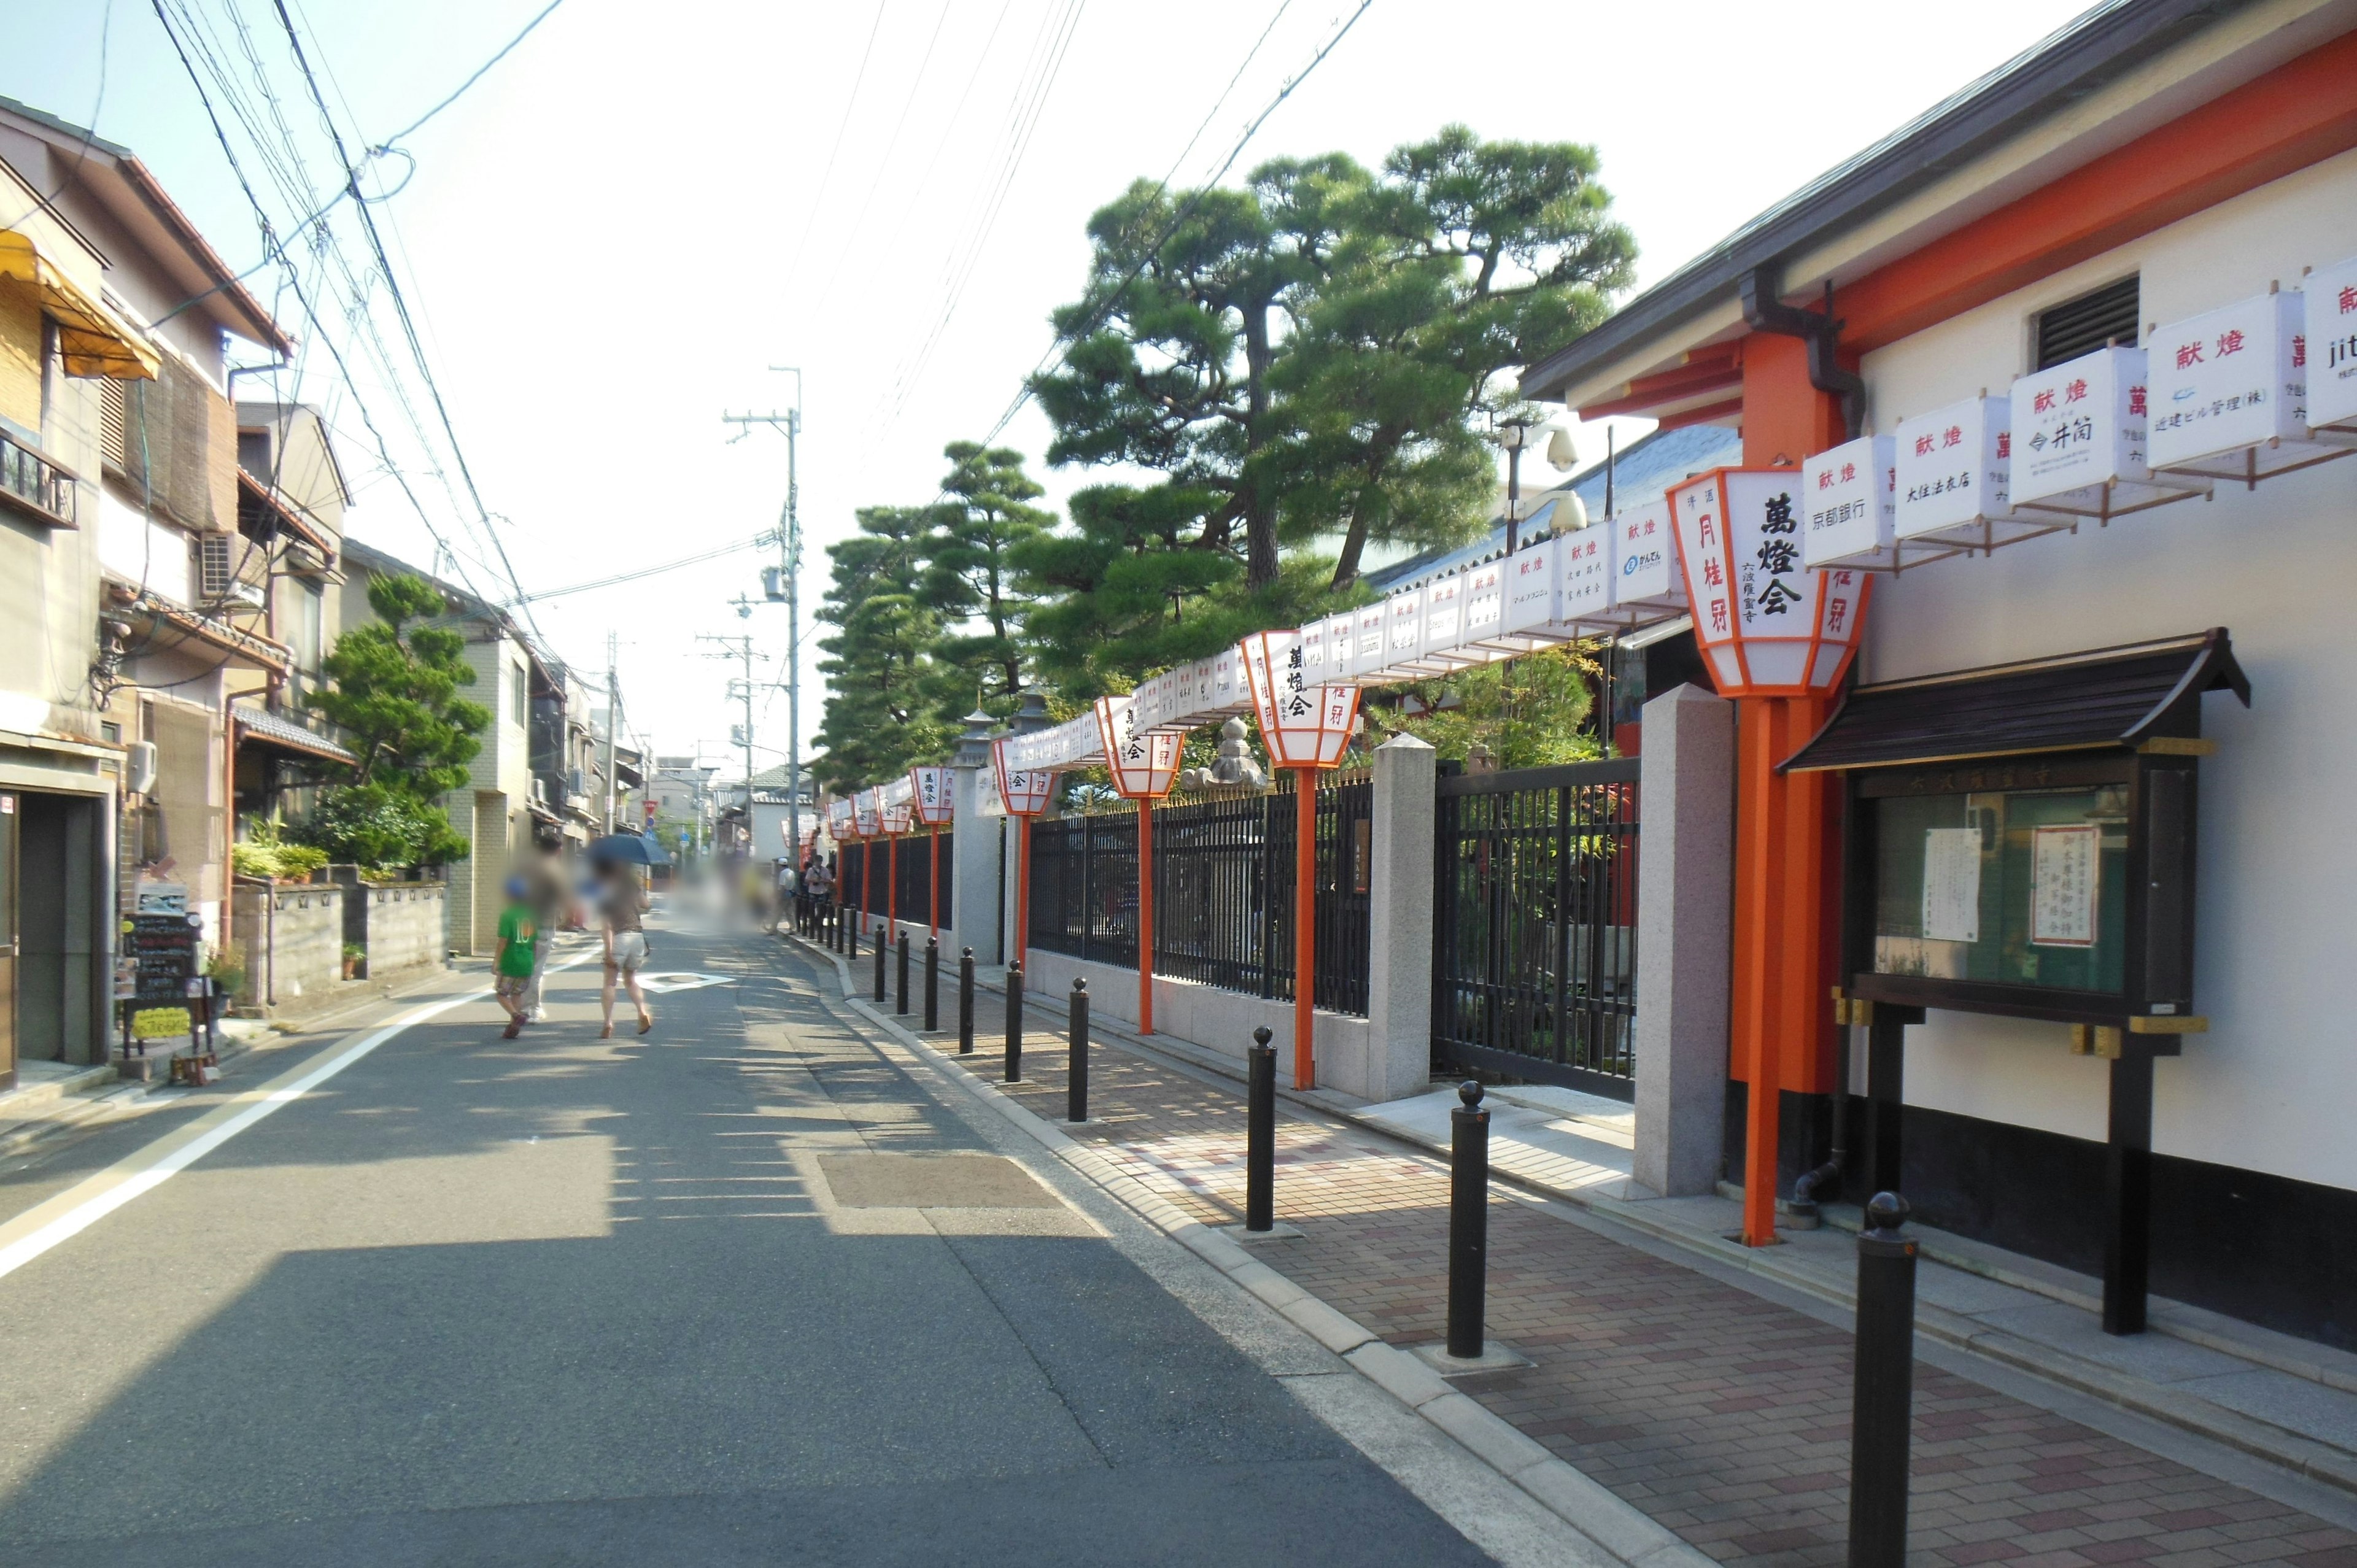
[924,1005,2357,1568]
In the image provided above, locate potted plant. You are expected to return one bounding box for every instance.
[342,942,366,981]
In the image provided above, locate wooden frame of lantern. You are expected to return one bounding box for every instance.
[852,789,883,930]
[1669,466,1875,1249]
[1096,695,1182,1035]
[910,765,953,937]
[991,738,1059,982]
[2008,346,2209,526]
[1240,629,1363,1089]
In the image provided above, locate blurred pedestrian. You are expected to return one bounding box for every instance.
[595,859,652,1040]
[521,828,569,1022]
[494,874,541,1041]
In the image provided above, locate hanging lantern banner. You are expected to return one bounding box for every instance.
[1890,394,2052,556]
[1300,615,1334,684]
[2151,289,2351,481]
[1094,695,1182,798]
[853,790,882,838]
[880,774,916,835]
[909,765,953,827]
[1376,584,1426,679]
[976,760,1007,818]
[1670,468,1870,698]
[1346,602,1387,682]
[2309,253,2357,433]
[1558,525,1614,627]
[1458,559,1507,657]
[1480,535,1573,653]
[1240,631,1362,770]
[1417,573,1482,671]
[990,738,1058,817]
[1004,713,1104,773]
[1802,434,1905,572]
[1207,646,1247,714]
[828,798,854,840]
[1608,498,1686,625]
[2009,346,2207,522]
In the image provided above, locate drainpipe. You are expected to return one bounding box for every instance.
[1789,1006,1852,1215]
[1738,263,1865,441]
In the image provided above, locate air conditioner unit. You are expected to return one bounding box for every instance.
[125,740,157,795]
[197,534,235,600]
[231,579,267,609]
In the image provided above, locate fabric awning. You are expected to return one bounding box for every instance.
[233,701,355,765]
[1781,628,2248,773]
[0,231,160,380]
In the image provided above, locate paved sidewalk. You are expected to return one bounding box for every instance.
[904,979,2357,1568]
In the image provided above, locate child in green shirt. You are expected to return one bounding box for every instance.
[495,875,540,1040]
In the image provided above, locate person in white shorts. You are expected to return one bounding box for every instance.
[595,862,652,1040]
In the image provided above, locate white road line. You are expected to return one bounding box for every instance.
[0,956,587,1284]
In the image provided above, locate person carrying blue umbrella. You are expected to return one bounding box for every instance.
[588,833,665,1039]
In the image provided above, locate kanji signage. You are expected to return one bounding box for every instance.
[1299,614,1334,684]
[1557,525,1612,626]
[853,790,881,838]
[1480,535,1576,654]
[1417,573,1480,670]
[989,738,1058,817]
[2308,252,2357,433]
[1802,434,1900,571]
[1458,559,1506,658]
[909,765,953,827]
[2150,288,2347,482]
[1891,395,2047,556]
[1241,630,1361,770]
[1670,467,1869,698]
[1350,602,1387,681]
[1608,498,1686,625]
[1095,695,1182,798]
[2009,347,2205,522]
[880,777,914,835]
[1381,583,1425,678]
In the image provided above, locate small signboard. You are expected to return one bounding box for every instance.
[1558,526,1612,627]
[1891,394,2049,556]
[2009,347,2205,522]
[2150,288,2350,482]
[1803,434,1901,571]
[1608,499,1684,624]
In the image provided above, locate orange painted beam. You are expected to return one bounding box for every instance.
[1293,771,1318,1089]
[1842,28,2357,352]
[1138,800,1156,1035]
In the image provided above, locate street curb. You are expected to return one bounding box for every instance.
[780,932,1711,1568]
[953,959,2357,1501]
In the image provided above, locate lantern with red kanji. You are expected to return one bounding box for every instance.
[990,740,1056,817]
[1240,630,1361,770]
[1094,695,1181,798]
[909,765,953,828]
[1668,467,1871,699]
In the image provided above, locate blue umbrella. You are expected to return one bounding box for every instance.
[589,832,672,867]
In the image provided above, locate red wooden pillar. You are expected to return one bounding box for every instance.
[887,835,899,937]
[1292,768,1318,1089]
[929,830,940,938]
[1015,816,1032,983]
[1137,800,1155,1035]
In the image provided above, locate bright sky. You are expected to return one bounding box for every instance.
[7,0,2095,776]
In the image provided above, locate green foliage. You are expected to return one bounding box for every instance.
[813,504,959,794]
[919,442,1051,713]
[295,782,471,871]
[232,813,330,881]
[304,573,490,797]
[1366,643,1608,769]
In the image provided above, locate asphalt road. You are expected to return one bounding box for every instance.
[0,903,1503,1566]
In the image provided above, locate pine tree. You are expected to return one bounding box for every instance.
[918,442,1050,714]
[812,506,957,794]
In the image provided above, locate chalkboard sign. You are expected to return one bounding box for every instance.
[124,913,204,1008]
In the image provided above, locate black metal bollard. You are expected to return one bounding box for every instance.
[924,938,939,1030]
[896,932,911,1016]
[1067,978,1089,1124]
[847,912,857,960]
[1004,961,1024,1081]
[1447,1081,1490,1360]
[958,948,975,1054]
[873,925,886,1002]
[1246,1025,1275,1232]
[1848,1192,1918,1568]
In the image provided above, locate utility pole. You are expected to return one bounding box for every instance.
[697,633,765,859]
[603,630,619,835]
[723,365,803,868]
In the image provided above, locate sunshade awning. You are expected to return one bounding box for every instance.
[1781,628,2249,773]
[0,230,160,380]
[233,701,355,765]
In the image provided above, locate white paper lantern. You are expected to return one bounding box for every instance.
[2309,253,2357,434]
[2151,288,2351,482]
[1889,395,2051,557]
[853,789,882,838]
[2010,347,2205,522]
[1802,434,1907,571]
[1670,467,1870,698]
[990,739,1056,817]
[1417,573,1482,670]
[1457,558,1509,662]
[909,765,954,827]
[1095,695,1182,798]
[1240,630,1362,770]
[1557,525,1614,628]
[1606,499,1686,625]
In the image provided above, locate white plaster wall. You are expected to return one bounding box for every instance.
[1852,148,2357,1186]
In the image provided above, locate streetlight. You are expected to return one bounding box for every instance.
[1496,417,1581,555]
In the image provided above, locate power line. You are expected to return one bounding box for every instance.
[812,0,953,310]
[781,0,892,298]
[977,0,1373,446]
[372,0,565,150]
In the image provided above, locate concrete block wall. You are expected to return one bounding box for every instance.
[362,882,446,979]
[230,882,345,1014]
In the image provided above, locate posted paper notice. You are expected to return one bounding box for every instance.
[2031,823,2100,947]
[1921,828,1983,944]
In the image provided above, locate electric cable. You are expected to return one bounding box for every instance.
[371,0,565,151]
[781,0,892,299]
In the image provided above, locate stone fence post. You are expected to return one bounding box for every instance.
[950,762,1000,965]
[1633,682,1735,1198]
[1363,732,1437,1103]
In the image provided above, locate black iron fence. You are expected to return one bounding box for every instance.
[830,833,954,927]
[1027,774,1371,1016]
[1433,759,1639,1100]
[892,829,954,929]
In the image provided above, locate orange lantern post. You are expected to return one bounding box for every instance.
[854,789,882,930]
[1668,467,1870,1249]
[1242,631,1363,1091]
[1094,695,1183,1035]
[910,765,954,938]
[991,739,1058,984]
